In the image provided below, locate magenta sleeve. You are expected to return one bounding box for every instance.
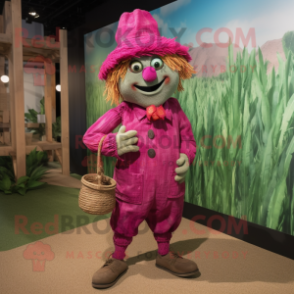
[82,105,124,160]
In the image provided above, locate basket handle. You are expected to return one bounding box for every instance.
[97,135,107,184]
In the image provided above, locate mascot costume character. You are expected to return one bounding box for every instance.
[83,9,199,289]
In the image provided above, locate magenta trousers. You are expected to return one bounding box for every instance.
[110,193,184,258]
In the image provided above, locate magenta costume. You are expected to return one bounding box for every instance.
[83,98,196,259]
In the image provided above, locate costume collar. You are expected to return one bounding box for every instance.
[131,99,172,122]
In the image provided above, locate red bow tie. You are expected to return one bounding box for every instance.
[146,105,166,121]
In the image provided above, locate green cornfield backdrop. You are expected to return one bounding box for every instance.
[85,44,294,236]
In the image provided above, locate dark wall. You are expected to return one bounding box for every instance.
[68,0,175,175]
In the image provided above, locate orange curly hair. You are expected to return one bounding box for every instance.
[103,54,195,105]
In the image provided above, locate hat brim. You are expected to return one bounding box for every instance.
[98,36,192,80]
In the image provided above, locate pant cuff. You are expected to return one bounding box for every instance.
[112,244,127,260]
[158,242,170,256]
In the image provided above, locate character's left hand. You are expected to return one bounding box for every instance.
[175,153,189,183]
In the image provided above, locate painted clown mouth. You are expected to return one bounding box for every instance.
[134,77,166,93]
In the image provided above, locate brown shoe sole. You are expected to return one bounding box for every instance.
[156,263,201,278]
[92,268,128,289]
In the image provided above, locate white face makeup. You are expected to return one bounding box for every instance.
[118,56,179,108]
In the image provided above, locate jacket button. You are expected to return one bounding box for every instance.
[148,148,156,158]
[148,129,155,139]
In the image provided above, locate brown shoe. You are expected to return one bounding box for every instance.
[92,254,128,289]
[156,251,200,278]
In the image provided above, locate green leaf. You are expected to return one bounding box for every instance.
[27,180,45,189]
[29,166,47,182]
[37,151,45,163]
[278,93,294,152]
[17,187,27,196]
[0,174,11,191]
[29,109,38,116]
[0,166,8,175]
[0,157,14,181]
[25,113,34,122]
[282,31,294,59]
[40,97,45,114]
[16,176,29,185]
[27,109,38,122]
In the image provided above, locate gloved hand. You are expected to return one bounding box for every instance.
[116,125,139,156]
[175,153,189,183]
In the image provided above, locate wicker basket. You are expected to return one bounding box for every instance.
[79,135,116,215]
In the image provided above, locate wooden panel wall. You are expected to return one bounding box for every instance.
[5,1,15,151]
[51,64,56,123]
[9,0,26,178]
[59,29,70,175]
[44,60,52,142]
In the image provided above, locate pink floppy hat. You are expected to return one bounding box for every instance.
[98,9,192,80]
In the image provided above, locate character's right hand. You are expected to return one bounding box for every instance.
[116,125,139,156]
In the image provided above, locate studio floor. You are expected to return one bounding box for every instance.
[0,164,293,294]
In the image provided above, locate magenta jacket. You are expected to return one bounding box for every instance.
[83,98,197,205]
